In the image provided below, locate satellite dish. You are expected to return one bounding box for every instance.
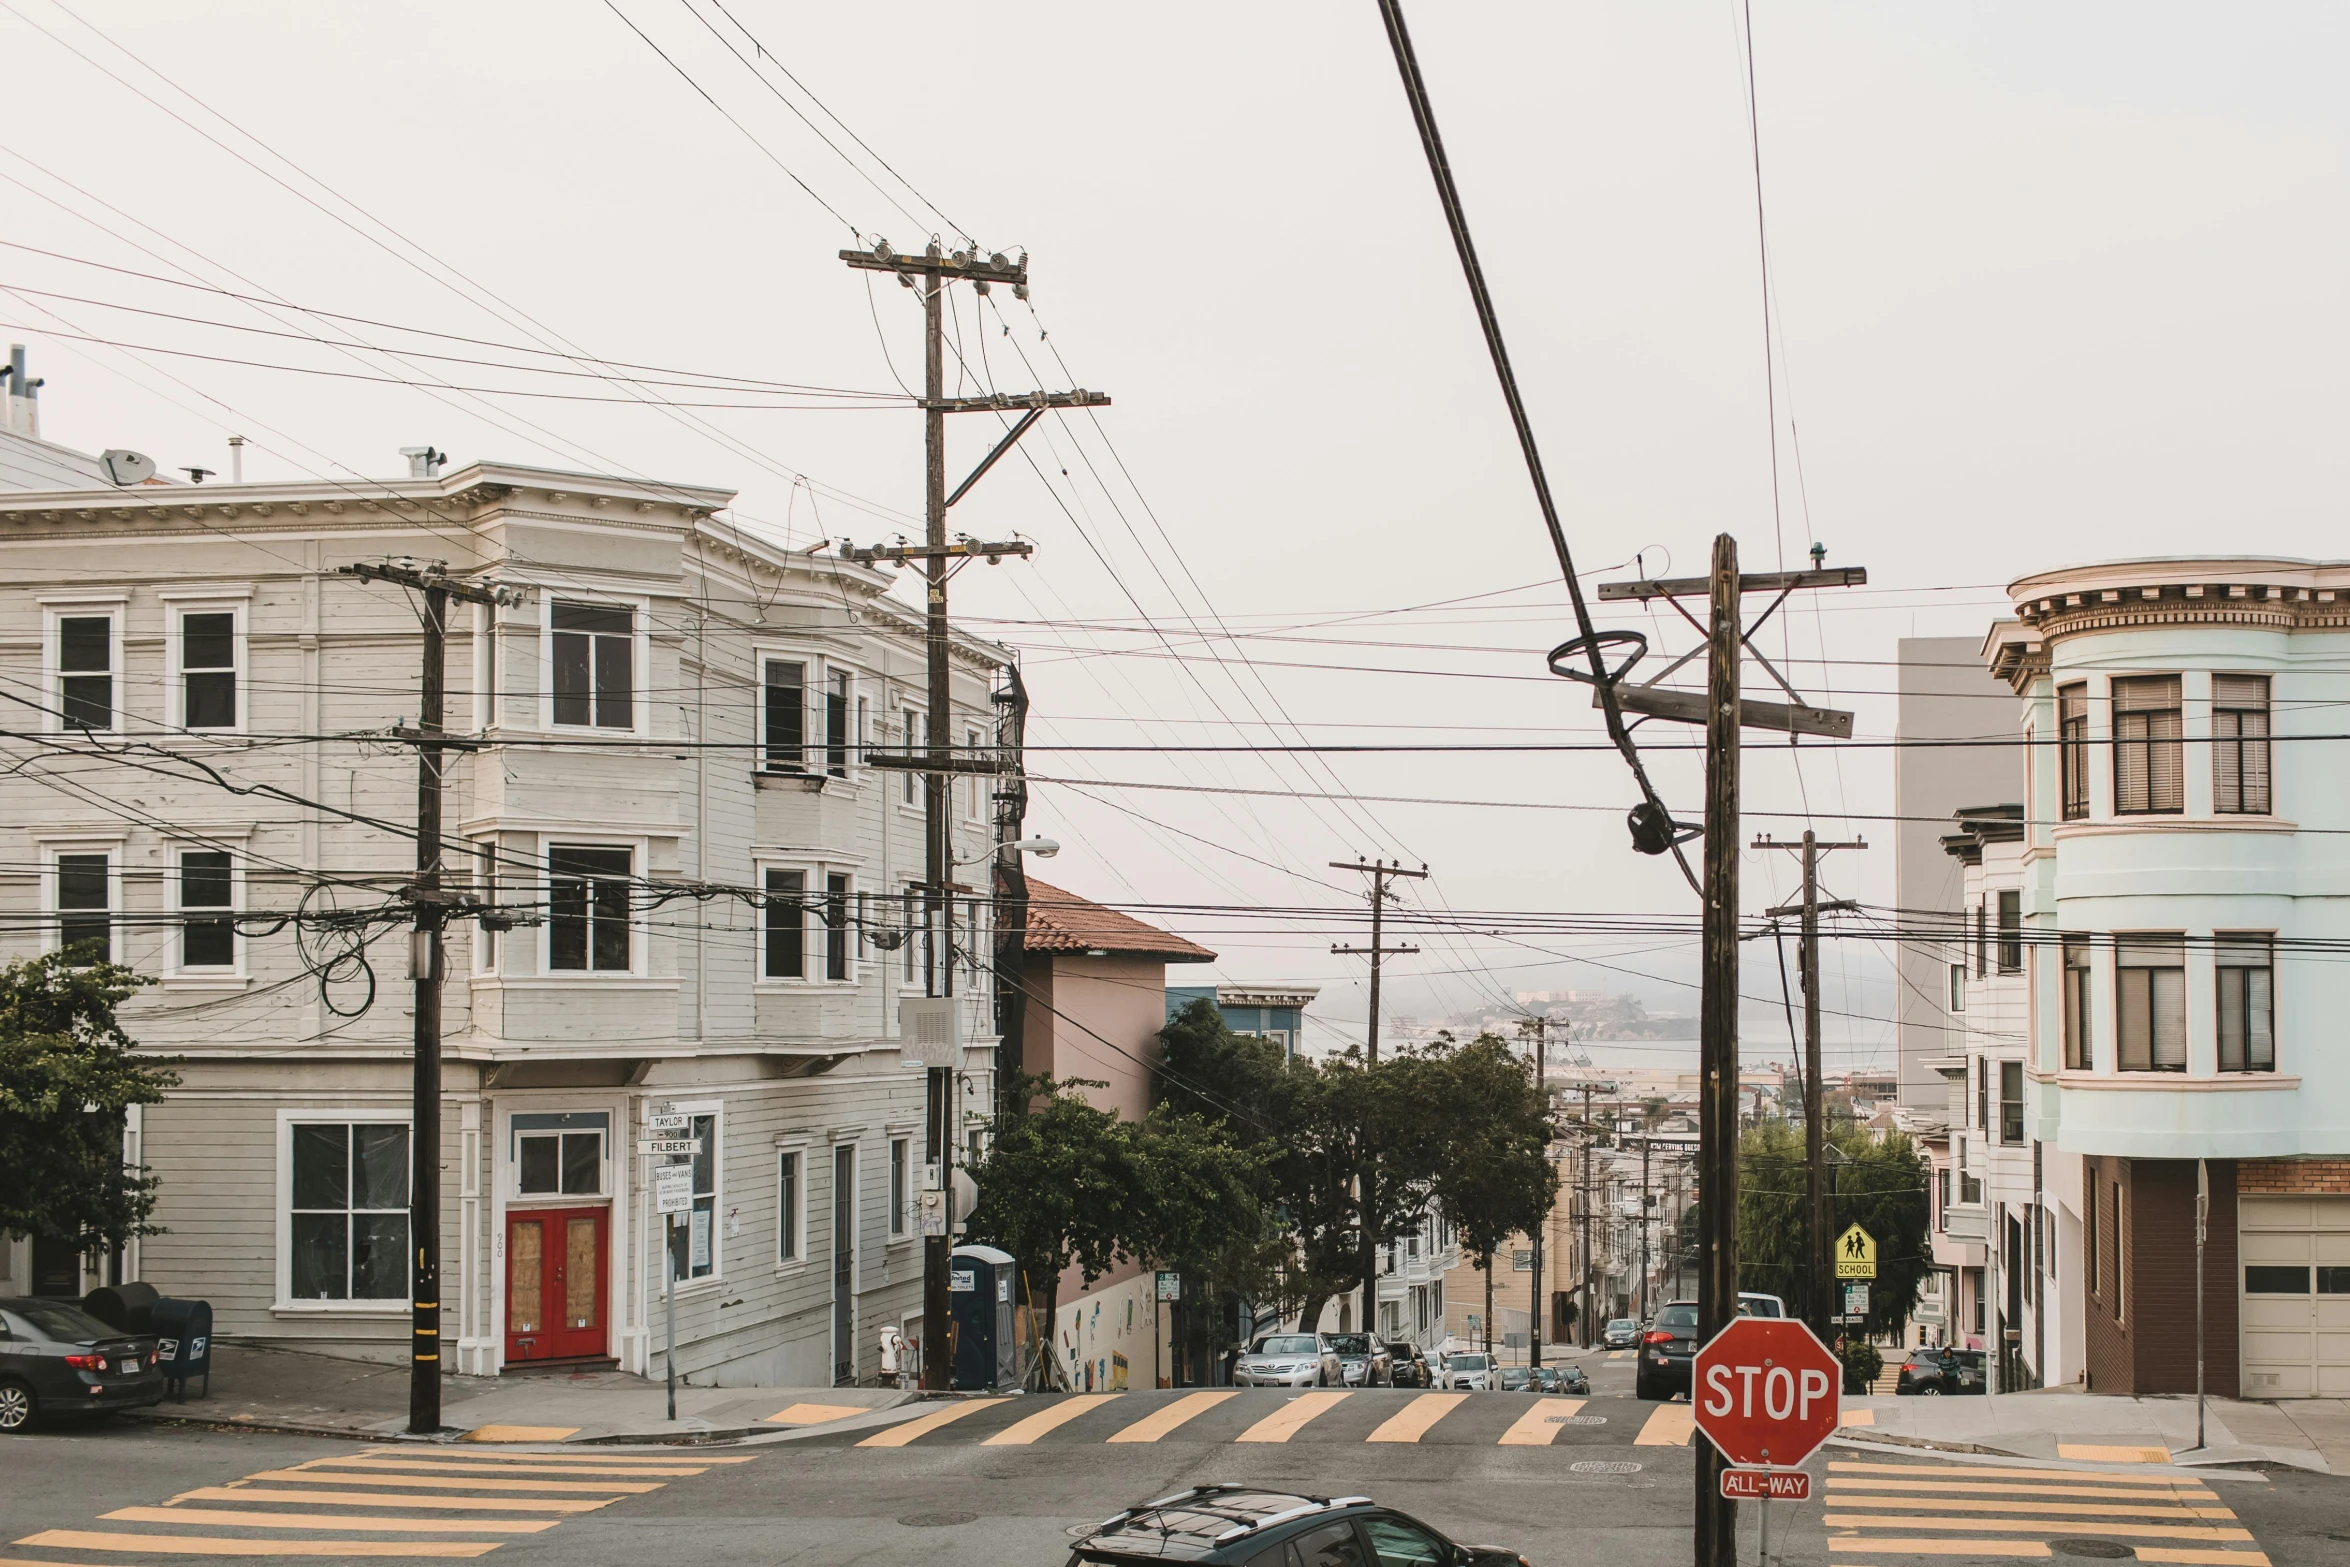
[99,449,156,487]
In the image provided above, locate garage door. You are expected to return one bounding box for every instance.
[2239,1196,2350,1397]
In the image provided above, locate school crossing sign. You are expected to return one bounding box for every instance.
[1834,1223,1878,1280]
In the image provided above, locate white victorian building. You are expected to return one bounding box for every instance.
[1979,557,2350,1398]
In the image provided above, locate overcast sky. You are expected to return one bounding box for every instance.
[6,1,2345,1071]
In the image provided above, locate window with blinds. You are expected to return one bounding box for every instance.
[2058,684,2089,820]
[2111,675,2183,814]
[2114,934,2185,1071]
[2062,934,2092,1070]
[2216,933,2274,1073]
[2213,674,2271,815]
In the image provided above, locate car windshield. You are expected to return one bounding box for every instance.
[1656,1305,1699,1332]
[1383,1341,1416,1357]
[1325,1334,1373,1355]
[1608,1319,1634,1331]
[7,1301,115,1342]
[1253,1336,1318,1356]
[1453,1354,1491,1369]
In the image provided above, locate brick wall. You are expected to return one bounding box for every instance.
[2238,1159,2350,1195]
[2080,1157,2240,1396]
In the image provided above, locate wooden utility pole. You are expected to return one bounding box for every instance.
[838,240,1103,1391]
[339,560,517,1435]
[1578,1082,1597,1347]
[1330,857,1425,1337]
[1757,829,1864,1348]
[1517,1015,1554,1367]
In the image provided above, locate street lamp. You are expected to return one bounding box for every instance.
[954,836,1059,867]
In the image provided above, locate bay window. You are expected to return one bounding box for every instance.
[2114,934,2185,1072]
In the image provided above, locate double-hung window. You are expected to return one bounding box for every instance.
[178,849,236,970]
[901,710,921,803]
[664,1113,717,1283]
[57,613,116,732]
[2112,675,2183,814]
[2213,675,2272,815]
[288,1122,409,1302]
[963,727,985,820]
[825,671,851,777]
[889,1138,908,1238]
[471,843,500,974]
[1999,1061,2024,1144]
[2114,934,2186,1072]
[2216,933,2275,1073]
[2058,684,2089,820]
[824,874,852,981]
[179,610,239,730]
[1996,890,2022,973]
[550,602,632,729]
[548,846,632,971]
[1948,963,1966,1013]
[762,659,806,772]
[2062,935,2092,1070]
[55,852,111,961]
[902,887,920,983]
[778,1150,802,1262]
[763,869,806,979]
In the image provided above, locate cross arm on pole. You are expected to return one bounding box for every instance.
[1596,566,1867,602]
[339,561,523,610]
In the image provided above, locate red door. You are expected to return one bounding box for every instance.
[505,1208,608,1364]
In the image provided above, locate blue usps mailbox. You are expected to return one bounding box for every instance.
[949,1244,1019,1392]
[149,1298,213,1401]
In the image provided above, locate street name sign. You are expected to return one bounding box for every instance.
[1720,1468,1811,1501]
[637,1137,702,1157]
[1835,1223,1878,1280]
[1692,1317,1841,1469]
[644,1113,691,1132]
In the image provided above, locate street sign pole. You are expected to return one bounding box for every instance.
[664,1211,676,1423]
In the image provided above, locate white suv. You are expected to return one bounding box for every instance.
[1442,1351,1495,1391]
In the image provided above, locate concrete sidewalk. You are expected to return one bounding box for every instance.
[1835,1387,2350,1474]
[123,1344,917,1445]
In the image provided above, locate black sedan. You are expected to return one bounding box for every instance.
[1895,1346,1987,1396]
[1067,1484,1528,1566]
[1532,1364,1590,1395]
[1634,1300,1699,1401]
[0,1298,164,1432]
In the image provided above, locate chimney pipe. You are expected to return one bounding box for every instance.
[228,435,245,483]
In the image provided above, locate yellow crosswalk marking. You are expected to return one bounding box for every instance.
[1369,1393,1469,1444]
[2057,1444,2171,1464]
[1106,1389,1238,1444]
[343,1449,757,1466]
[1828,1539,2048,1556]
[239,1470,656,1495]
[765,1403,869,1426]
[1235,1390,1350,1443]
[1840,1408,1875,1427]
[16,1531,501,1557]
[1824,1515,2254,1543]
[461,1426,578,1443]
[1634,1403,1695,1446]
[176,1488,610,1514]
[1828,1479,2219,1502]
[1495,1397,1583,1447]
[1831,1462,2191,1484]
[322,1457,707,1479]
[2134,1549,2272,1566]
[982,1394,1121,1446]
[105,1508,554,1535]
[857,1398,1009,1448]
[1608,1350,1629,1361]
[1826,1497,2237,1521]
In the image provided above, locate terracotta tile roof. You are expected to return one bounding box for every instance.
[1019,878,1217,963]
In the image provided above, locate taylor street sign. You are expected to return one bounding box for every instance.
[644,1113,692,1132]
[637,1137,703,1157]
[1720,1469,1812,1501]
[1692,1316,1841,1470]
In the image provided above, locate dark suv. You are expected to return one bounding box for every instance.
[1066,1484,1528,1566]
[1895,1346,1986,1396]
[0,1298,164,1432]
[1634,1300,1700,1401]
[1383,1341,1431,1389]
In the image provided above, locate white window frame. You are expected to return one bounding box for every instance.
[540,835,648,979]
[661,1099,723,1290]
[160,592,251,737]
[168,842,246,979]
[962,725,985,822]
[273,1108,414,1314]
[753,644,866,782]
[540,593,649,736]
[776,1143,808,1268]
[754,856,860,988]
[472,601,501,732]
[887,1135,911,1242]
[40,838,123,962]
[897,704,924,810]
[758,649,814,775]
[39,595,126,737]
[469,839,502,976]
[513,1125,610,1200]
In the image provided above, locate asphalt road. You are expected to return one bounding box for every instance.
[0,1345,2332,1567]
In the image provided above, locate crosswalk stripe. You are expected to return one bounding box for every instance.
[15,1531,501,1558]
[460,1427,578,1444]
[857,1398,1010,1448]
[321,1458,708,1478]
[1825,1497,2238,1521]
[2056,1444,2170,1464]
[1368,1393,1469,1444]
[1823,1515,2255,1543]
[1827,1538,2048,1557]
[982,1394,1121,1446]
[1105,1390,1238,1444]
[1496,1397,1584,1447]
[239,1470,655,1495]
[105,1508,555,1535]
[1827,1479,2219,1502]
[1235,1390,1350,1443]
[2133,1549,2272,1566]
[344,1449,758,1466]
[1830,1462,2193,1484]
[1634,1403,1695,1446]
[177,1488,610,1514]
[1608,1350,1629,1360]
[1840,1408,1876,1427]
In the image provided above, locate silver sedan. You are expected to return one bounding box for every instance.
[1233,1333,1339,1388]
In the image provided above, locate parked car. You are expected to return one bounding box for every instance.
[1602,1317,1641,1349]
[0,1298,164,1432]
[1383,1340,1431,1388]
[1497,1364,1534,1392]
[1736,1292,1788,1319]
[1635,1300,1700,1401]
[1895,1346,1987,1396]
[1442,1351,1495,1391]
[1234,1333,1340,1389]
[1066,1484,1530,1567]
[1322,1332,1393,1388]
[1532,1363,1590,1395]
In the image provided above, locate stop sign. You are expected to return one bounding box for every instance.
[1692,1317,1841,1469]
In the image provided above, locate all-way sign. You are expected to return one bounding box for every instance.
[1720,1468,1811,1501]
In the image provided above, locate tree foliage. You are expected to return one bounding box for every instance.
[0,952,175,1248]
[1736,1118,1931,1336]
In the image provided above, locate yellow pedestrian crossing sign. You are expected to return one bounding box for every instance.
[1835,1223,1878,1280]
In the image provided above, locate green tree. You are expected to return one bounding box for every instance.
[1736,1118,1931,1337]
[1129,1107,1285,1376]
[1417,1033,1555,1351]
[0,952,174,1251]
[965,1076,1139,1358]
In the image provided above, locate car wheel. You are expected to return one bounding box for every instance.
[0,1379,34,1434]
[1920,1384,1941,1396]
[1635,1375,1658,1402]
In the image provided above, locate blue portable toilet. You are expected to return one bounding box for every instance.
[949,1244,1019,1392]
